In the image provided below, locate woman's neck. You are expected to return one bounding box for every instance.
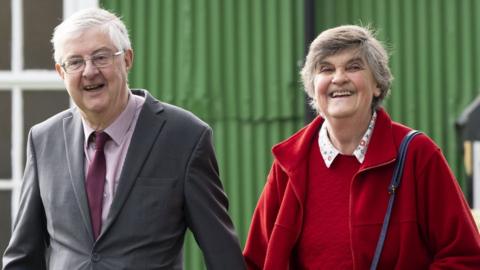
[325,111,373,155]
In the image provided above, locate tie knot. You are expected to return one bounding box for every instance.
[93,132,110,150]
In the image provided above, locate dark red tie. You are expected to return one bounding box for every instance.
[86,131,110,240]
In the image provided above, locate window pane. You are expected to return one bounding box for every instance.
[0,91,11,179]
[23,90,70,166]
[0,0,11,70]
[23,0,62,69]
[0,190,12,270]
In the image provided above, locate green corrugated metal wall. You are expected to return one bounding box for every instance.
[101,0,478,268]
[101,0,305,268]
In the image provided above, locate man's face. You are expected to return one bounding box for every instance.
[55,28,133,122]
[313,48,380,122]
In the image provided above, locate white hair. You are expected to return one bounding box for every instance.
[51,8,132,63]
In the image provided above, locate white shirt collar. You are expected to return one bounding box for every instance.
[318,111,377,168]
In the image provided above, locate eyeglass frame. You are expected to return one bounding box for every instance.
[60,50,125,74]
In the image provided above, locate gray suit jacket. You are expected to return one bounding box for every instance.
[3,89,246,270]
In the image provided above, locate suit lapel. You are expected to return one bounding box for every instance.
[102,91,166,236]
[63,108,93,239]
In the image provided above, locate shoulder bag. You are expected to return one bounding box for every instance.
[370,130,421,270]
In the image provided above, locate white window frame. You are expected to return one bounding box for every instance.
[0,0,98,226]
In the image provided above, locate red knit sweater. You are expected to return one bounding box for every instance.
[294,136,359,269]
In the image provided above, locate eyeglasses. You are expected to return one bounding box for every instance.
[61,50,124,73]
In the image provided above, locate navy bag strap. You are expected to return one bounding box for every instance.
[370,130,421,270]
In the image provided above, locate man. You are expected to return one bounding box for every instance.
[3,8,245,269]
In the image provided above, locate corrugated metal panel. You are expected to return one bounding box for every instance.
[315,0,480,193]
[101,0,305,268]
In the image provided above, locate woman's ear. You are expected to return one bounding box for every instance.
[374,84,381,97]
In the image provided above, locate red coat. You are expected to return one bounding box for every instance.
[243,109,480,269]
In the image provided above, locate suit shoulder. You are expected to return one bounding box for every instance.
[30,108,74,136]
[138,89,210,130]
[161,102,210,130]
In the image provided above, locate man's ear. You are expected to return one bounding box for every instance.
[124,49,133,71]
[55,63,65,80]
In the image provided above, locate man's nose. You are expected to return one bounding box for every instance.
[82,60,100,77]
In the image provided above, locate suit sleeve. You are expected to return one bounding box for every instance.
[416,145,480,269]
[184,127,246,270]
[3,130,49,269]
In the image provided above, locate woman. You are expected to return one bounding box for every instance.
[243,25,480,269]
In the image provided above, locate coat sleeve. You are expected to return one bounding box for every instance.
[3,130,49,269]
[183,127,246,270]
[416,144,480,269]
[243,161,285,270]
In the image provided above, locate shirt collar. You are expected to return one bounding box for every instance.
[318,111,377,168]
[83,92,140,146]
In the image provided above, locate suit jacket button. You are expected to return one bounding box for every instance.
[92,252,101,262]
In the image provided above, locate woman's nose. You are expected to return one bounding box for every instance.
[331,70,348,84]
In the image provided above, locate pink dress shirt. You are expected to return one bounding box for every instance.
[82,93,145,224]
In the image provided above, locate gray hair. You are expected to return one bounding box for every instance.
[300,25,393,113]
[51,8,131,64]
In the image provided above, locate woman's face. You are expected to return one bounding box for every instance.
[313,48,380,123]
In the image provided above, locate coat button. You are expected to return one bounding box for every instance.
[91,252,101,262]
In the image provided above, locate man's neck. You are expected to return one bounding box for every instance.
[81,94,130,131]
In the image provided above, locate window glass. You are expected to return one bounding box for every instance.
[0,190,12,270]
[0,91,11,179]
[0,0,11,70]
[23,90,70,166]
[23,0,63,69]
